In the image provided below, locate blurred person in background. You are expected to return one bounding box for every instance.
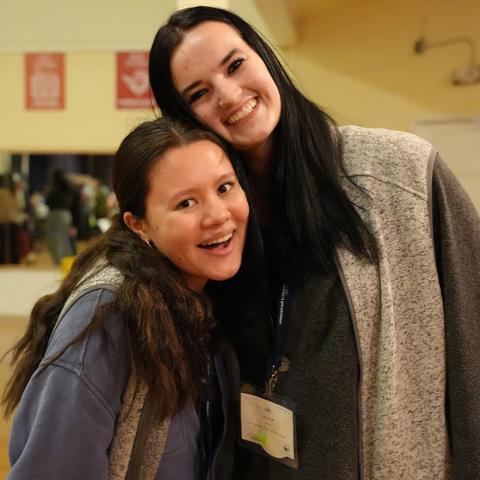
[94,180,113,234]
[44,169,81,265]
[0,174,20,264]
[12,173,35,264]
[29,190,49,245]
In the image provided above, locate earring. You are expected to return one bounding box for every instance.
[144,238,153,249]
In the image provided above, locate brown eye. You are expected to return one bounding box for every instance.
[218,182,233,194]
[227,58,244,75]
[189,88,208,104]
[177,199,196,209]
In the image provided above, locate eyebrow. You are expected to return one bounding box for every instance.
[181,49,240,97]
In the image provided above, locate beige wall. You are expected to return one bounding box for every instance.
[283,0,480,129]
[0,0,479,157]
[283,52,439,131]
[0,0,173,154]
[281,0,480,210]
[0,0,271,154]
[0,51,155,153]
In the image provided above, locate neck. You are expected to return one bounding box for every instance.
[240,138,275,226]
[245,169,274,228]
[184,276,207,293]
[240,138,274,179]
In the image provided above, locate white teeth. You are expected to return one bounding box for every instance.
[200,232,233,247]
[227,99,257,125]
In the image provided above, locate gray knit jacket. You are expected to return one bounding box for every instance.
[112,126,466,478]
[337,126,449,478]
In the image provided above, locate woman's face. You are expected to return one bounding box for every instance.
[126,140,249,292]
[170,21,281,158]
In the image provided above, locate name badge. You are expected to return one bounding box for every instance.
[239,384,298,469]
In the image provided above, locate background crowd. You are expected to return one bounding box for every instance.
[0,169,116,266]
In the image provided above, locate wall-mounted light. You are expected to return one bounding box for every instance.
[414,36,480,86]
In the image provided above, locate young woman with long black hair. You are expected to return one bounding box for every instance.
[149,7,480,479]
[3,118,256,479]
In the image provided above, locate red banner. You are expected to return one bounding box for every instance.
[116,52,152,109]
[25,53,65,109]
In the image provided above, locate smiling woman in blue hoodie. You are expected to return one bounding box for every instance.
[3,118,255,479]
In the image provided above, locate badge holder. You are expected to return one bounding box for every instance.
[239,285,298,469]
[239,373,298,469]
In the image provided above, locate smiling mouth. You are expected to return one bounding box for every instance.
[226,98,258,125]
[198,232,233,249]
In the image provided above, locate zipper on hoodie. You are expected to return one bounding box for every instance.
[208,353,229,480]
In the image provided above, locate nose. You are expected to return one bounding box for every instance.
[202,197,231,228]
[216,77,241,111]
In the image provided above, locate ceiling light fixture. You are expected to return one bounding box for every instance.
[414,36,480,86]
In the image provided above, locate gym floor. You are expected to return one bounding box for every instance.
[0,245,63,476]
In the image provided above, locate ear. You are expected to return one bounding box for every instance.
[123,211,148,241]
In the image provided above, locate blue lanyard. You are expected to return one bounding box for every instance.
[272,284,291,371]
[266,284,292,395]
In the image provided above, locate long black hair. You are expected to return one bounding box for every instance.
[149,6,375,284]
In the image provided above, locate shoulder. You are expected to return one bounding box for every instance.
[50,262,124,347]
[338,125,436,196]
[42,287,130,413]
[339,125,432,155]
[45,287,120,364]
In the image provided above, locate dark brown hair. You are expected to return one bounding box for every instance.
[2,118,251,419]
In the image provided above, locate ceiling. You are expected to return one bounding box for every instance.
[255,0,480,115]
[284,0,352,20]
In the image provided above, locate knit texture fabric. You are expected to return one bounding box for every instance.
[337,126,450,479]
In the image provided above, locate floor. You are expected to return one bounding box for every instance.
[0,315,30,478]
[0,243,75,476]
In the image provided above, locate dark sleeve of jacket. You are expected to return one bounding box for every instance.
[7,289,130,480]
[432,155,480,479]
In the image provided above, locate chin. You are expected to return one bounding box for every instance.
[234,132,274,155]
[210,266,241,282]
